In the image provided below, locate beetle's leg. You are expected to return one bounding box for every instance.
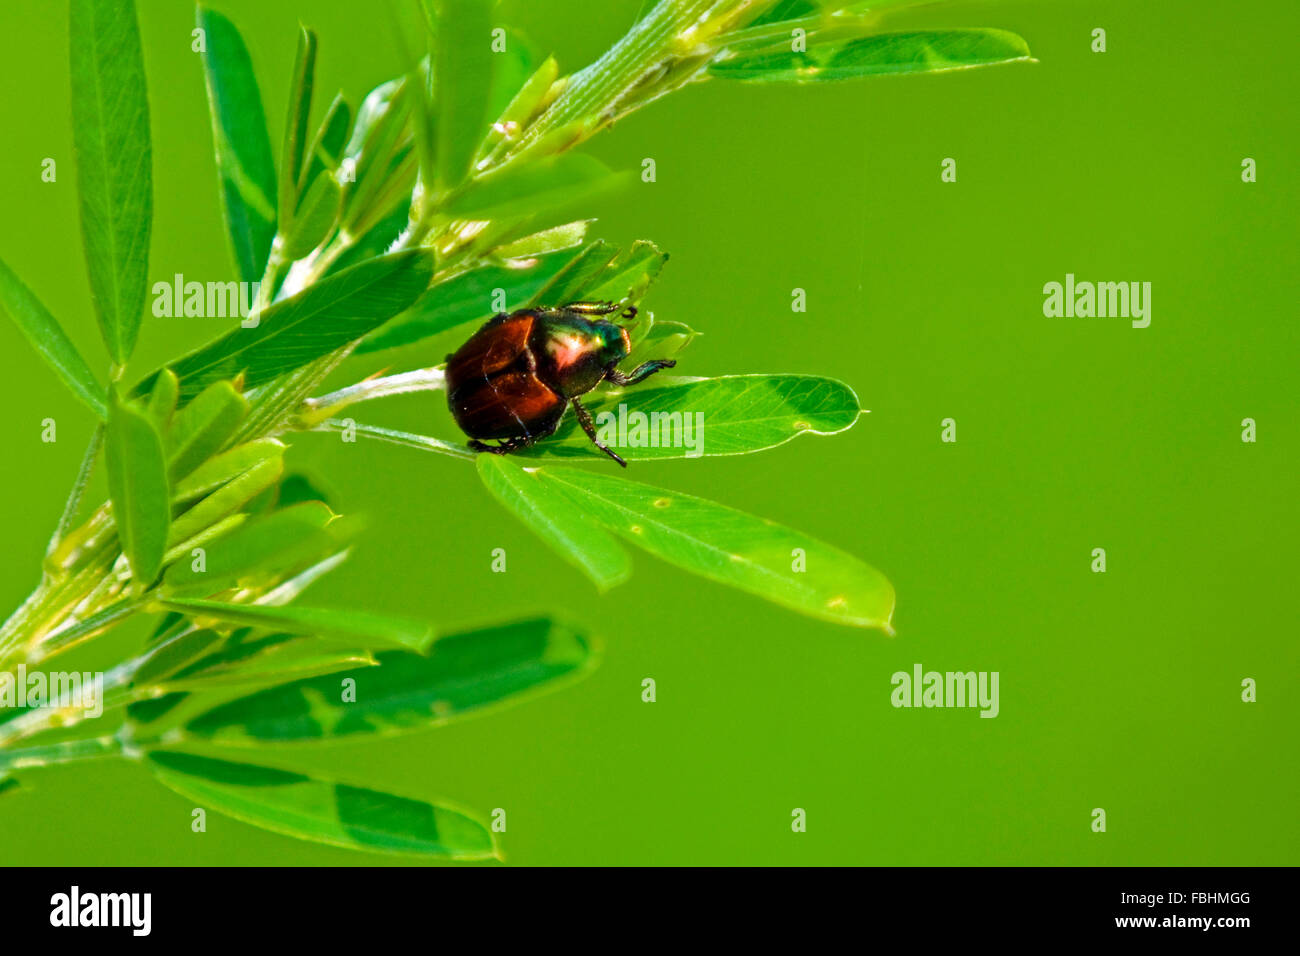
[563,301,622,316]
[607,359,676,387]
[469,436,536,456]
[571,397,627,467]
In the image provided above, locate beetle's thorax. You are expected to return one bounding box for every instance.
[530,312,628,398]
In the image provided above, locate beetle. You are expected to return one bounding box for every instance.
[445,301,676,467]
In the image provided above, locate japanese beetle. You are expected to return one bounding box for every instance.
[446,302,675,467]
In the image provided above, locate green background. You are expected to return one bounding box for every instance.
[1,0,1296,865]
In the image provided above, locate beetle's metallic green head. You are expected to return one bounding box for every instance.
[591,320,631,367]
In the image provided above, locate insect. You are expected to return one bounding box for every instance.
[445,302,676,467]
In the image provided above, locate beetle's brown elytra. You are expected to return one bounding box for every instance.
[445,302,675,467]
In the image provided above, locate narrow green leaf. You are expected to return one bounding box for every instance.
[478,456,631,591]
[278,27,318,229]
[536,466,896,630]
[528,240,666,308]
[434,0,495,188]
[145,368,179,431]
[172,438,285,503]
[0,255,106,417]
[560,240,667,306]
[444,153,624,222]
[146,751,495,859]
[197,5,278,283]
[356,246,580,354]
[522,374,861,461]
[140,251,434,400]
[167,455,282,548]
[147,631,373,693]
[70,0,153,365]
[161,513,247,569]
[162,501,346,596]
[166,380,249,481]
[133,628,224,686]
[44,424,105,563]
[484,28,535,129]
[484,54,558,154]
[159,597,435,653]
[709,29,1034,82]
[528,241,616,306]
[184,617,596,743]
[105,389,170,586]
[624,318,699,369]
[281,170,341,260]
[340,79,410,232]
[298,92,351,194]
[493,220,590,259]
[276,472,335,509]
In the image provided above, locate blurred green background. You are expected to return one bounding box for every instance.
[1,0,1296,865]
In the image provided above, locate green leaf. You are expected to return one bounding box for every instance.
[0,255,106,417]
[159,597,435,653]
[522,374,861,462]
[484,28,536,130]
[133,627,224,686]
[162,501,346,596]
[145,368,179,431]
[281,170,341,260]
[477,456,631,591]
[146,751,495,859]
[493,220,591,259]
[444,153,624,222]
[298,92,352,194]
[184,617,596,743]
[276,472,335,509]
[529,239,666,308]
[278,27,318,230]
[709,29,1034,82]
[105,389,170,587]
[141,251,434,401]
[484,54,558,153]
[624,317,699,369]
[70,0,153,365]
[534,466,895,630]
[355,246,580,354]
[340,79,410,233]
[149,632,374,693]
[166,380,249,481]
[434,0,495,189]
[197,5,278,283]
[173,438,285,503]
[166,455,282,548]
[566,240,667,305]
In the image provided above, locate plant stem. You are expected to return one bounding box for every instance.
[303,367,446,418]
[45,425,103,563]
[0,735,125,773]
